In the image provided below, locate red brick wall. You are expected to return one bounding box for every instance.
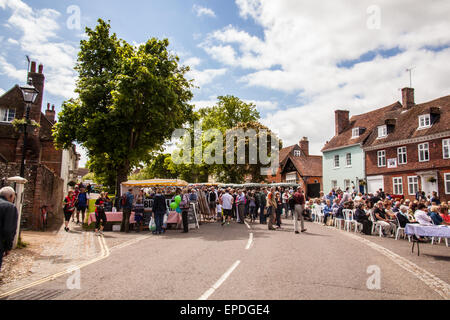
[366,136,450,201]
[366,137,450,175]
[40,140,63,176]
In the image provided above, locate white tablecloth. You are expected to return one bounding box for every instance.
[405,224,450,238]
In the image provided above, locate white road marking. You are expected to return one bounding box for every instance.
[246,233,254,250]
[198,260,241,300]
[335,228,450,300]
[244,221,251,230]
[0,233,110,299]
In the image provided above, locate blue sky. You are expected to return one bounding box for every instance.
[1,0,449,167]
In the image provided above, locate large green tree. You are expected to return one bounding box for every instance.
[54,19,194,194]
[172,96,280,184]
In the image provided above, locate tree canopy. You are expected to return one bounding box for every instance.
[53,19,194,193]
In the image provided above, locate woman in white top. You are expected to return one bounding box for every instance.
[414,203,433,226]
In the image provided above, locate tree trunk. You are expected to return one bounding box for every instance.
[117,163,130,232]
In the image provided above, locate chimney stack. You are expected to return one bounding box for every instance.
[402,88,415,110]
[45,103,56,123]
[30,61,36,73]
[299,137,309,156]
[335,110,350,136]
[38,64,44,74]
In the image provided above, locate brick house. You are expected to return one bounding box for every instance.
[267,137,323,198]
[363,88,450,201]
[0,61,80,230]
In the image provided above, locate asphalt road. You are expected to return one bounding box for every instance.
[4,218,450,300]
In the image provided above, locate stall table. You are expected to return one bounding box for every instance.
[89,212,136,224]
[405,224,450,256]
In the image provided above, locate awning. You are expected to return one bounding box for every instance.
[121,179,189,187]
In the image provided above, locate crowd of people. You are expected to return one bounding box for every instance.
[60,182,450,241]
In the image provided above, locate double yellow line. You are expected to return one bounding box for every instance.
[0,234,110,299]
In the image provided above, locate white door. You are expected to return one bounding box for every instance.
[367,176,384,194]
[420,173,439,199]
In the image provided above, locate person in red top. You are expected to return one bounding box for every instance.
[63,191,76,232]
[293,187,307,234]
[440,204,450,226]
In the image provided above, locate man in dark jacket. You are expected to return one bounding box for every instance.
[152,189,167,235]
[0,187,18,272]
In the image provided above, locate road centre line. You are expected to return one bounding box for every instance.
[246,233,254,250]
[198,260,241,300]
[336,228,450,300]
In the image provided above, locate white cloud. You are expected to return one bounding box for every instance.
[184,57,227,87]
[245,100,278,111]
[0,0,77,98]
[192,100,217,111]
[200,0,450,155]
[193,4,216,18]
[7,38,18,45]
[0,55,27,81]
[0,87,5,96]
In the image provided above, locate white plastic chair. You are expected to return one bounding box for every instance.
[343,209,354,232]
[334,209,344,230]
[314,206,324,223]
[395,215,407,241]
[370,211,384,237]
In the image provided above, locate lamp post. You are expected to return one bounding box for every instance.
[7,176,28,249]
[19,78,39,178]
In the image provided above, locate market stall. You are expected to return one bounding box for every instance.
[117,179,199,231]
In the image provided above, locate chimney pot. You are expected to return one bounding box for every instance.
[38,64,43,74]
[30,61,36,73]
[402,88,415,109]
[52,105,55,111]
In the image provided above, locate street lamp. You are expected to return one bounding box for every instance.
[19,78,39,178]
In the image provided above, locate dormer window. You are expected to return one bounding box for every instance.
[378,125,387,139]
[294,150,301,157]
[0,108,15,123]
[352,128,360,139]
[418,114,431,129]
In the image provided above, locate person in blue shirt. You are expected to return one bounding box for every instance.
[76,187,89,225]
[429,206,443,225]
[322,200,333,226]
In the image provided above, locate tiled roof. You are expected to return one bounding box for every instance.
[363,95,450,148]
[321,102,402,152]
[284,155,323,177]
[279,145,297,164]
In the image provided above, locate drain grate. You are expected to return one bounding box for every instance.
[4,288,66,300]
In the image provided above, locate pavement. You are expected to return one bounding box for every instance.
[1,217,449,300]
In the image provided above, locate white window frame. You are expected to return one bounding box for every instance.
[418,114,431,129]
[418,142,430,162]
[377,150,386,167]
[443,139,450,160]
[286,173,297,184]
[352,128,360,139]
[408,176,419,196]
[331,180,338,189]
[346,153,352,167]
[334,155,340,169]
[344,179,351,190]
[294,150,301,157]
[378,125,387,139]
[445,173,450,195]
[393,177,403,195]
[397,146,407,165]
[0,108,16,123]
